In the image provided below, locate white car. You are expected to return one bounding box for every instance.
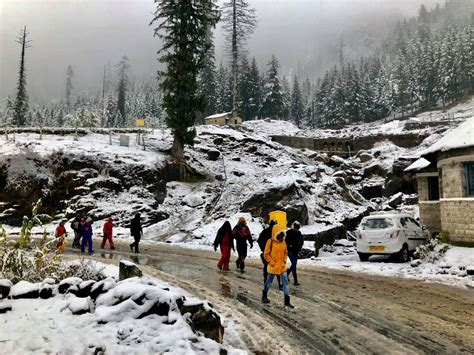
[356,213,430,262]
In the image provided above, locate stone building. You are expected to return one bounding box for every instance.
[406,118,474,243]
[204,112,242,126]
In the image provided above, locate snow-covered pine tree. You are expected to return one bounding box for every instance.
[281,75,291,121]
[261,55,284,120]
[65,65,74,113]
[13,26,32,127]
[290,75,304,127]
[151,0,219,159]
[115,55,130,127]
[221,0,257,117]
[198,30,218,122]
[215,62,232,113]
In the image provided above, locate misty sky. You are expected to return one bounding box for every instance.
[0,0,442,102]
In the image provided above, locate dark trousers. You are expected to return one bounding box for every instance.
[288,251,298,283]
[72,230,82,248]
[130,234,141,252]
[260,253,281,286]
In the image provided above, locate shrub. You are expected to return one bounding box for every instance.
[414,238,449,263]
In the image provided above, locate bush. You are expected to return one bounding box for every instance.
[0,201,71,283]
[439,230,451,244]
[414,238,449,263]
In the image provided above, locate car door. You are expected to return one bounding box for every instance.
[400,217,416,250]
[407,218,426,249]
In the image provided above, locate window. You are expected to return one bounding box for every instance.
[427,176,439,200]
[361,218,394,230]
[465,162,474,197]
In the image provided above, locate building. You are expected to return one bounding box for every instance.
[204,112,242,126]
[406,117,474,243]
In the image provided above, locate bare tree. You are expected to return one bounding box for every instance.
[13,26,32,127]
[221,0,257,117]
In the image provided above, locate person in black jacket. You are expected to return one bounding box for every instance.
[129,213,143,253]
[257,220,282,289]
[286,221,304,286]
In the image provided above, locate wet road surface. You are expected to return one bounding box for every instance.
[67,243,474,354]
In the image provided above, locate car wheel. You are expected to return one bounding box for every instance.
[358,252,370,262]
[398,245,409,263]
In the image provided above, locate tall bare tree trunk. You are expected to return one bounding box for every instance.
[231,0,238,117]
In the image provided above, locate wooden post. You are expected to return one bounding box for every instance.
[142,134,146,151]
[39,126,43,140]
[109,130,112,145]
[74,125,78,141]
[4,126,8,141]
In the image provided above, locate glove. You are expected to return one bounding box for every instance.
[214,245,217,252]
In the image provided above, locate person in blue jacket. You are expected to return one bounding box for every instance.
[81,216,94,255]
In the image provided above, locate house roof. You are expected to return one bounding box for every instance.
[421,117,474,156]
[205,112,232,120]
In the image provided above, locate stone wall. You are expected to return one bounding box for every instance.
[271,133,428,156]
[440,161,466,198]
[418,177,429,201]
[440,200,474,243]
[419,202,441,234]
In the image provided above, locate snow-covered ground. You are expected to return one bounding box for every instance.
[0,261,246,354]
[300,241,474,289]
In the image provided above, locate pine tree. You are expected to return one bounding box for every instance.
[290,76,304,127]
[13,26,32,127]
[281,76,291,121]
[198,30,217,121]
[221,0,257,117]
[151,0,220,159]
[215,63,232,113]
[261,55,284,119]
[246,57,262,120]
[65,65,74,112]
[115,56,130,127]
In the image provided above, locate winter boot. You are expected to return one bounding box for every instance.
[294,273,300,286]
[284,295,295,308]
[262,291,270,304]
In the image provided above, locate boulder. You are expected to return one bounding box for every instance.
[358,152,374,163]
[182,195,205,208]
[119,260,143,281]
[39,285,54,299]
[0,279,12,299]
[241,183,309,225]
[387,192,403,208]
[76,280,97,298]
[58,277,83,294]
[207,149,221,161]
[179,302,224,343]
[10,281,40,299]
[232,170,245,177]
[298,248,315,259]
[213,137,224,145]
[68,297,91,315]
[362,163,387,178]
[0,302,12,314]
[90,278,117,301]
[360,181,384,199]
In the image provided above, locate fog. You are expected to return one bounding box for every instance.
[0,0,442,102]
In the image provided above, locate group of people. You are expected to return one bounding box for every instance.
[54,213,143,254]
[213,217,304,308]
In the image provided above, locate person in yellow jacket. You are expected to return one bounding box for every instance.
[261,230,294,308]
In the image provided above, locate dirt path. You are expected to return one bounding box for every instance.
[69,242,474,354]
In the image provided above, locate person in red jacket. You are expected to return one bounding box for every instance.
[55,221,67,249]
[101,217,115,250]
[213,221,234,271]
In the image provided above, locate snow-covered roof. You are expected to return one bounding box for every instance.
[404,157,431,172]
[204,112,232,120]
[421,117,474,155]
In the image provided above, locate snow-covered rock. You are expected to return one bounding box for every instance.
[10,281,40,299]
[119,260,143,281]
[0,279,12,299]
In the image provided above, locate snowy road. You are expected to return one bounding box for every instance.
[67,243,474,354]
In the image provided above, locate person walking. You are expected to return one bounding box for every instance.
[55,221,67,250]
[262,230,294,308]
[81,217,94,255]
[101,217,115,250]
[286,221,304,286]
[71,215,82,249]
[213,221,234,271]
[129,213,142,254]
[257,220,282,289]
[233,217,253,273]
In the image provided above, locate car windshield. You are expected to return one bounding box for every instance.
[360,218,394,230]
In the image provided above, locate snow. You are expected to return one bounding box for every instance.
[0,262,246,354]
[9,280,39,297]
[205,112,232,119]
[405,157,431,172]
[300,243,474,288]
[0,279,13,288]
[421,117,474,155]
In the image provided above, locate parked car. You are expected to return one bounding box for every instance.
[356,213,430,262]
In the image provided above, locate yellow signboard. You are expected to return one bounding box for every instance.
[135,119,145,127]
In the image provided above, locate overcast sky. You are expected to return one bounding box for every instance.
[0,0,442,102]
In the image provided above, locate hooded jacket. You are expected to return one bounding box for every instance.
[263,230,288,275]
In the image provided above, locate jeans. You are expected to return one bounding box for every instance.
[81,234,93,253]
[263,272,289,297]
[288,251,298,279]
